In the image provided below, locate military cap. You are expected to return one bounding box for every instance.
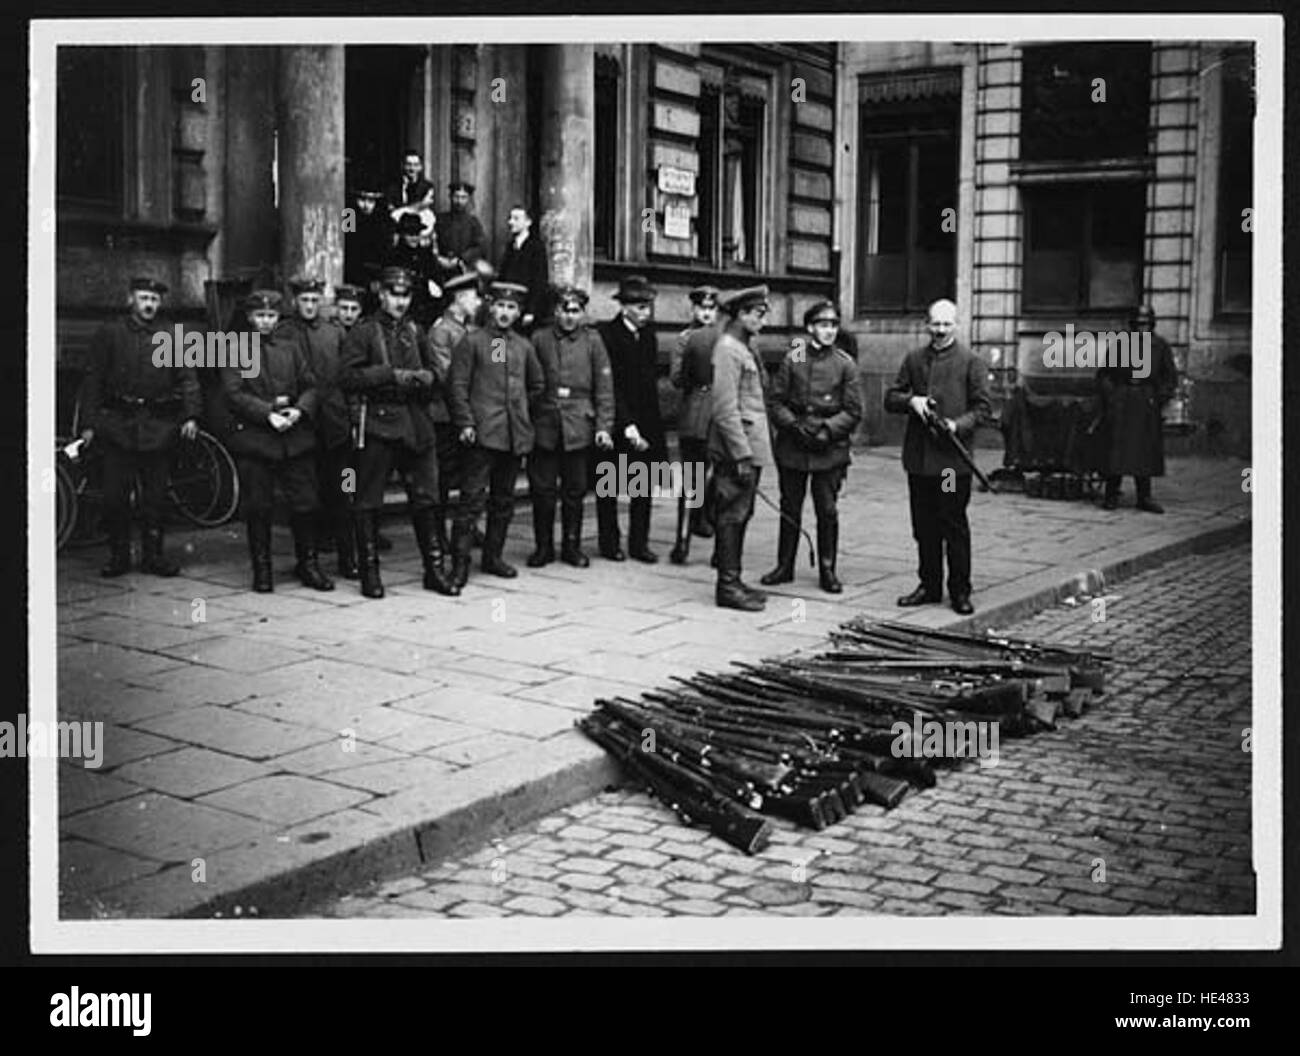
[489,281,529,304]
[443,272,480,296]
[396,212,427,235]
[243,289,282,312]
[333,284,364,304]
[803,300,840,327]
[721,285,771,315]
[553,285,590,309]
[613,274,657,303]
[289,277,325,296]
[688,284,721,307]
[378,266,414,292]
[129,276,169,295]
[449,180,475,195]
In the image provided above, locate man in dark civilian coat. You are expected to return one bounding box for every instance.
[497,205,550,332]
[595,274,666,563]
[222,290,332,594]
[884,298,991,615]
[1097,303,1179,513]
[435,181,488,271]
[79,276,201,578]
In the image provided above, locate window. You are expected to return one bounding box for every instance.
[696,69,765,269]
[57,46,126,212]
[857,76,959,312]
[1022,183,1145,311]
[593,54,619,259]
[1021,43,1151,162]
[1217,47,1253,315]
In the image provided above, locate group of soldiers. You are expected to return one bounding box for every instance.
[78,237,1177,616]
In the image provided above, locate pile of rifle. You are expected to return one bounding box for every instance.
[578,619,1110,855]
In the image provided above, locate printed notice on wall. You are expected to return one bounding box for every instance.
[664,201,691,239]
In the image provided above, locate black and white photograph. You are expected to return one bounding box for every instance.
[27,13,1281,956]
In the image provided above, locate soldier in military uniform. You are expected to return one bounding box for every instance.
[385,213,444,328]
[762,301,863,594]
[334,283,365,332]
[222,290,333,594]
[527,286,615,568]
[709,286,775,612]
[669,284,720,565]
[1097,303,1179,514]
[276,277,358,580]
[427,272,483,560]
[447,281,545,584]
[340,266,458,600]
[595,274,665,563]
[884,298,991,615]
[79,276,200,578]
[435,181,487,272]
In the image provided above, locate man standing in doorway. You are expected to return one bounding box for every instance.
[497,205,550,333]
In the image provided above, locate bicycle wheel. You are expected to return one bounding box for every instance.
[69,446,108,547]
[55,459,76,551]
[169,429,240,527]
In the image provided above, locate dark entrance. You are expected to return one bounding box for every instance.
[345,46,425,194]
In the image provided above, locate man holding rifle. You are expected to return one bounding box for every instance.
[884,298,991,615]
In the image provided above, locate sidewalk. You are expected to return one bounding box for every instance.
[53,450,1251,918]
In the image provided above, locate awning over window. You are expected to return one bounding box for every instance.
[859,69,962,105]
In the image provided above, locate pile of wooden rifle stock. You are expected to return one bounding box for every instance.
[578,619,1110,854]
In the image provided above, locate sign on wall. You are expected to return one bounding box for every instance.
[664,202,692,239]
[657,166,696,197]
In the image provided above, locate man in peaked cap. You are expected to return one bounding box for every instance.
[222,288,333,594]
[763,300,862,594]
[436,180,487,272]
[527,285,615,568]
[708,285,774,611]
[79,275,200,578]
[447,280,545,585]
[669,284,722,565]
[339,265,459,599]
[595,274,665,562]
[426,270,484,563]
[333,284,365,332]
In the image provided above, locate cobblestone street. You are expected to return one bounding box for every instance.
[316,543,1253,918]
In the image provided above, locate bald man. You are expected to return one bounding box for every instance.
[884,299,991,615]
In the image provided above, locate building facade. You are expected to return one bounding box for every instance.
[55,40,1252,455]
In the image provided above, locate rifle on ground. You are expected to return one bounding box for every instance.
[920,397,996,493]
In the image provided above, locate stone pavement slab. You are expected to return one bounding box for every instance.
[50,451,1251,917]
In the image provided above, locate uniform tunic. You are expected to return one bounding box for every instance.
[769,340,862,472]
[530,324,615,452]
[708,331,773,469]
[448,326,544,455]
[671,324,719,441]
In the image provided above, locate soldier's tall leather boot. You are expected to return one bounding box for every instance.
[760,519,799,586]
[291,514,335,592]
[140,524,180,577]
[735,520,766,603]
[560,503,589,567]
[354,511,384,599]
[817,517,842,594]
[527,495,556,567]
[412,506,460,596]
[450,520,473,589]
[481,515,518,578]
[334,510,359,580]
[100,511,132,578]
[246,515,274,593]
[670,492,691,565]
[715,524,764,612]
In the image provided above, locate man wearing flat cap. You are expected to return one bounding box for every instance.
[595,274,666,562]
[385,212,444,329]
[436,181,487,273]
[527,286,615,568]
[669,284,721,564]
[276,278,359,580]
[497,205,550,332]
[427,271,484,562]
[79,276,201,578]
[709,285,774,611]
[763,300,862,594]
[447,281,545,584]
[333,284,365,332]
[340,266,459,599]
[222,290,333,594]
[884,298,991,615]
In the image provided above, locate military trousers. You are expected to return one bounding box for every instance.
[906,472,972,598]
[458,447,521,527]
[100,441,172,527]
[710,460,761,529]
[237,452,320,519]
[315,442,354,520]
[528,445,589,542]
[777,464,845,530]
[351,438,440,512]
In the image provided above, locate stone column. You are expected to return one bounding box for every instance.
[537,44,594,293]
[276,46,346,295]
